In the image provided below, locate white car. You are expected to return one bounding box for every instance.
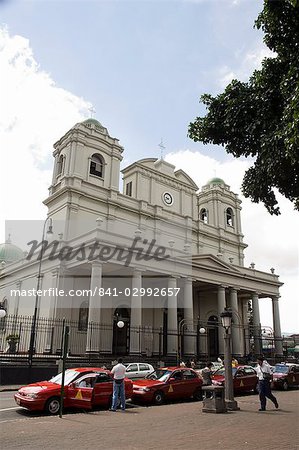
[124,362,155,379]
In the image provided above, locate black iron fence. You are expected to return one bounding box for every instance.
[0,314,290,362]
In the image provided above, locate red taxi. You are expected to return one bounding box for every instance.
[14,367,133,414]
[272,363,299,390]
[132,367,203,405]
[212,365,258,394]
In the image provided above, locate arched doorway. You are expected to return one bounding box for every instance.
[112,307,130,355]
[207,315,219,358]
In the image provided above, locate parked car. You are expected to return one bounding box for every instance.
[14,367,133,414]
[132,367,203,405]
[272,363,299,390]
[124,362,155,379]
[195,361,223,376]
[212,365,258,394]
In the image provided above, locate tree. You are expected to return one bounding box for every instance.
[189,0,299,215]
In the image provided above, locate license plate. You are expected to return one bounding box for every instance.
[16,398,21,405]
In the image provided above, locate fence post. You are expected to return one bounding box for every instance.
[159,327,162,360]
[60,318,66,358]
[59,325,70,418]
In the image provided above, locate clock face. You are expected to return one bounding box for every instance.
[162,192,174,206]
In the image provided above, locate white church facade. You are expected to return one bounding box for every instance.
[0,118,283,359]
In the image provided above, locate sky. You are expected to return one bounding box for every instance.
[0,0,298,333]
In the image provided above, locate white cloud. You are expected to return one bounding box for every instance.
[165,150,299,333]
[0,26,91,239]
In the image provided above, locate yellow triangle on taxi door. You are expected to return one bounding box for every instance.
[240,380,244,387]
[75,389,83,400]
[168,385,173,393]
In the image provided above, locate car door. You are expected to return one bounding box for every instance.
[242,367,258,391]
[234,368,246,392]
[125,364,139,379]
[138,364,152,379]
[182,369,200,397]
[288,366,298,387]
[166,370,185,400]
[67,373,97,409]
[93,372,114,406]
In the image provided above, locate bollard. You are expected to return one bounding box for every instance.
[202,385,227,413]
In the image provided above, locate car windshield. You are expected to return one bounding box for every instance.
[49,370,80,386]
[274,365,289,374]
[214,368,237,377]
[146,370,172,381]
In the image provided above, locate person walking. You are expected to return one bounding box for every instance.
[110,357,126,412]
[255,355,279,411]
[201,362,213,386]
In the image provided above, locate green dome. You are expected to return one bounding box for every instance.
[0,237,24,264]
[207,177,225,185]
[82,118,103,128]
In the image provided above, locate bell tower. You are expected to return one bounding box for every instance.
[197,177,247,265]
[44,118,124,240]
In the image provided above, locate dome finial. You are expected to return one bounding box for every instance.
[6,234,12,244]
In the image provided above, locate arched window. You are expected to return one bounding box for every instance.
[78,301,89,331]
[0,298,8,331]
[90,153,105,178]
[56,155,64,177]
[226,208,234,227]
[200,208,208,224]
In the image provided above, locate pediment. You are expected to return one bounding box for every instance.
[192,254,241,273]
[174,169,198,190]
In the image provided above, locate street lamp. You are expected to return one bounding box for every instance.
[0,307,6,319]
[220,308,239,411]
[28,217,53,368]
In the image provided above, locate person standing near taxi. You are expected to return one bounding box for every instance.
[256,355,279,411]
[110,358,126,412]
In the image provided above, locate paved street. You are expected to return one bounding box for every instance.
[1,390,298,450]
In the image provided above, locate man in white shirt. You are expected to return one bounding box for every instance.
[110,358,126,411]
[256,356,279,411]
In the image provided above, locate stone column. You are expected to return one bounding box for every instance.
[44,270,60,353]
[242,300,250,356]
[230,288,242,357]
[86,262,102,353]
[217,286,226,354]
[130,269,142,354]
[252,292,261,356]
[13,281,22,316]
[167,276,178,355]
[272,296,283,356]
[183,278,195,355]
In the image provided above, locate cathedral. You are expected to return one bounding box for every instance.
[0,118,283,359]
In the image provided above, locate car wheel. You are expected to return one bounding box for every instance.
[193,388,203,401]
[153,391,164,405]
[282,381,289,391]
[45,397,60,415]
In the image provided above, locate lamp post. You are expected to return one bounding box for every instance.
[28,217,53,368]
[220,308,239,411]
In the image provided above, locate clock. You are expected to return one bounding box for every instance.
[162,192,174,206]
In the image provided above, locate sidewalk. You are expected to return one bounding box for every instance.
[1,391,298,450]
[0,385,21,392]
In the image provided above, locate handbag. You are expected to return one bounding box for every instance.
[261,368,272,381]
